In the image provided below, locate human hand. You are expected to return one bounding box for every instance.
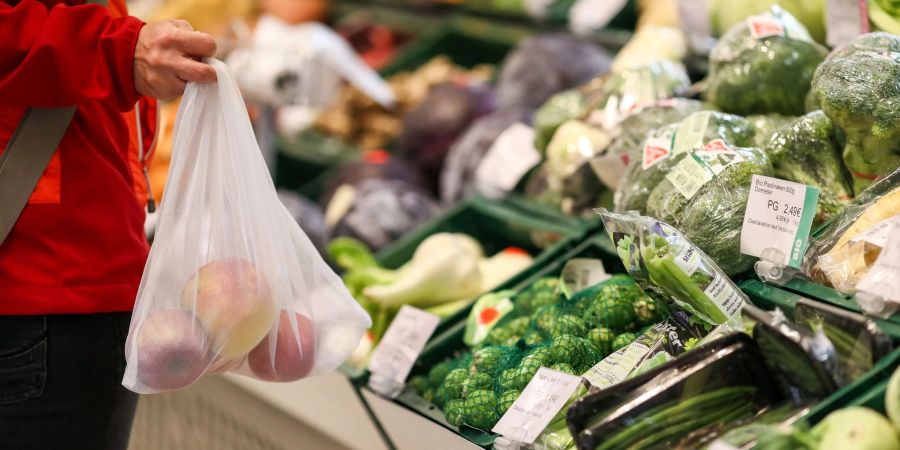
[134,20,218,100]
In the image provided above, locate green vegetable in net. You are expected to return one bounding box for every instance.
[445,399,466,427]
[612,332,638,351]
[462,390,500,430]
[705,6,826,115]
[443,368,469,401]
[497,390,521,415]
[588,327,617,356]
[462,372,494,397]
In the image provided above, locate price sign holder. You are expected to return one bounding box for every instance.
[754,247,800,287]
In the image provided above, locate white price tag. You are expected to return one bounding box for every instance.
[560,258,610,298]
[368,305,440,383]
[857,217,900,304]
[740,175,820,268]
[475,123,541,199]
[827,0,869,47]
[851,215,900,248]
[492,367,582,443]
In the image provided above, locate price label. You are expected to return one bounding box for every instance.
[368,305,440,383]
[475,123,541,199]
[559,258,610,298]
[492,367,583,443]
[857,217,900,304]
[740,175,820,268]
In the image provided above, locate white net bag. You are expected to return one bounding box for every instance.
[123,59,371,393]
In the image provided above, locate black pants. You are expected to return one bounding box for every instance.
[0,312,138,450]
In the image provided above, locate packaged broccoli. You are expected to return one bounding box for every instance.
[764,111,854,222]
[599,210,748,327]
[803,165,900,295]
[747,113,795,147]
[704,6,827,116]
[588,60,691,131]
[647,141,773,275]
[614,110,756,214]
[808,32,900,193]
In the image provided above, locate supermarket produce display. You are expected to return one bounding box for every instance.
[136,0,900,448]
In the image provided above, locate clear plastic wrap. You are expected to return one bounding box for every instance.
[599,210,747,327]
[123,60,371,393]
[803,165,900,293]
[704,6,826,115]
[808,32,900,193]
[439,108,532,204]
[764,111,854,222]
[613,111,756,215]
[533,89,587,152]
[747,113,795,147]
[587,60,691,130]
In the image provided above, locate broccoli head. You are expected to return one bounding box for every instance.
[616,111,756,214]
[705,7,827,115]
[765,111,854,222]
[647,145,774,275]
[809,32,900,193]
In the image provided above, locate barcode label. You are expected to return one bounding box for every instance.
[666,156,712,199]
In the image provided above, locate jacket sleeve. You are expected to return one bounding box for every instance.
[0,1,145,111]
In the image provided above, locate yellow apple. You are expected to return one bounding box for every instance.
[181,258,276,359]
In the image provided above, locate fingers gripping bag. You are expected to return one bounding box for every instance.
[123,60,371,393]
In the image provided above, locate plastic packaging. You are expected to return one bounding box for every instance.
[803,165,900,293]
[614,110,755,214]
[704,6,826,116]
[587,60,691,131]
[599,210,748,326]
[763,111,853,222]
[808,32,900,193]
[123,60,371,393]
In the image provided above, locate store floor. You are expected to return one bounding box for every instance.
[128,377,349,450]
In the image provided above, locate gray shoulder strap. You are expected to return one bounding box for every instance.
[0,107,77,245]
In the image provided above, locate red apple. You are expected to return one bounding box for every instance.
[181,258,276,359]
[136,309,209,390]
[248,311,316,381]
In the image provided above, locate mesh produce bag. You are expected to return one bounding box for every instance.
[123,60,371,394]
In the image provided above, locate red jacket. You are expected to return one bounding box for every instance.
[0,0,157,315]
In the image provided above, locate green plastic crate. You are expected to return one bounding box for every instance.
[741,279,900,340]
[387,232,623,447]
[740,279,900,424]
